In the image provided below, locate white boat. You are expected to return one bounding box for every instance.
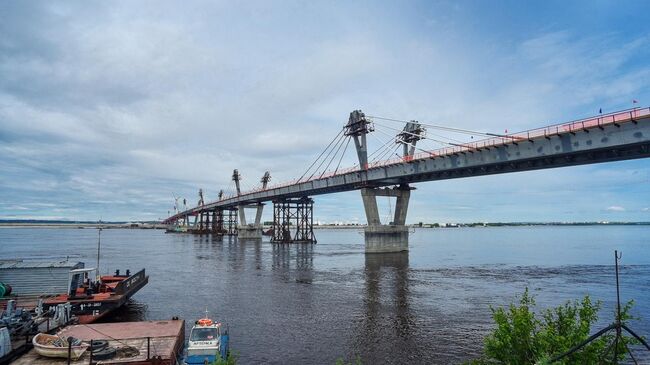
[32,333,89,359]
[184,312,229,365]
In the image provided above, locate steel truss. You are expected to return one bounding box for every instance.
[271,197,316,243]
[225,208,238,236]
[211,209,226,235]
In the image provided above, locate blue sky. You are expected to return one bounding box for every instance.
[0,1,648,223]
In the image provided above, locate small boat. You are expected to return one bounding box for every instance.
[184,312,230,365]
[32,333,89,359]
[165,225,188,233]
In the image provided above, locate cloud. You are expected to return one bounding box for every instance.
[605,206,626,212]
[0,2,649,221]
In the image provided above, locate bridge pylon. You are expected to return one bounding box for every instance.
[233,170,268,240]
[346,110,423,253]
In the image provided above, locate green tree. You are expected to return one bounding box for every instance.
[335,355,362,365]
[212,351,238,365]
[468,289,640,364]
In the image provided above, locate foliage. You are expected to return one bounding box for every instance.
[466,288,640,365]
[335,355,362,365]
[212,351,238,365]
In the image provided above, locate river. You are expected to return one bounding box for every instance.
[1,226,649,364]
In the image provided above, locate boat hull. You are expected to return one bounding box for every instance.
[185,354,218,365]
[32,333,88,360]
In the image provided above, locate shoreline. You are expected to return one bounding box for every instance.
[1,222,647,229]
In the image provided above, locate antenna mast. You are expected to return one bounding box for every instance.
[96,222,103,280]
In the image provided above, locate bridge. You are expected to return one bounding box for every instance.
[163,107,650,253]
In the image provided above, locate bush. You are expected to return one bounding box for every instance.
[467,288,639,364]
[212,351,238,365]
[335,355,362,365]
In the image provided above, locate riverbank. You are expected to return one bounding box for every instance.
[0,223,166,229]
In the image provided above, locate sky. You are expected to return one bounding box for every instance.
[0,0,649,223]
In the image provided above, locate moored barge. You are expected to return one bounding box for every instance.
[42,268,148,324]
[12,319,185,365]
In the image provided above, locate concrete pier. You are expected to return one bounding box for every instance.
[238,224,262,240]
[364,225,409,253]
[361,185,412,253]
[233,170,267,240]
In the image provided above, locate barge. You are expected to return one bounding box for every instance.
[42,268,148,324]
[12,319,185,365]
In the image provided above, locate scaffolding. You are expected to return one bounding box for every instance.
[225,208,238,236]
[271,197,316,243]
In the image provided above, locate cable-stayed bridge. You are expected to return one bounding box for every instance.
[162,107,650,253]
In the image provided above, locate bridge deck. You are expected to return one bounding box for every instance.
[164,108,650,223]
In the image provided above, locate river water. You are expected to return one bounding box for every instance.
[1,226,649,364]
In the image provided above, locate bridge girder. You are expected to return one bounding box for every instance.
[163,108,650,253]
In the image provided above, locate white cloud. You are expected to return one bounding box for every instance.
[606,206,626,212]
[0,2,649,221]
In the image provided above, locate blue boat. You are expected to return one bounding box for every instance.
[184,312,230,365]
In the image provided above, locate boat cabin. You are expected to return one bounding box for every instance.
[190,325,220,341]
[66,268,131,298]
[186,319,222,360]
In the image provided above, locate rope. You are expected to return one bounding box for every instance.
[333,137,352,174]
[77,324,141,351]
[373,120,466,147]
[319,134,350,178]
[366,131,394,161]
[306,133,347,181]
[373,143,401,164]
[369,135,400,163]
[368,115,497,137]
[373,127,432,158]
[297,128,345,182]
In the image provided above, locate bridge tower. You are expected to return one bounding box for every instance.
[233,169,268,240]
[347,110,422,253]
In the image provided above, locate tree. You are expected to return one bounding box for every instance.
[467,288,639,364]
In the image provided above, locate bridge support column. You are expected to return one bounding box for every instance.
[343,109,420,253]
[271,197,316,244]
[232,169,266,240]
[236,203,264,240]
[362,185,411,253]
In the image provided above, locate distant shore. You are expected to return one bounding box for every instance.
[0,222,165,229]
[1,221,647,229]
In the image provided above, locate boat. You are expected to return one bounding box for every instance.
[32,333,89,359]
[42,229,148,324]
[165,225,188,233]
[184,312,230,365]
[42,268,148,324]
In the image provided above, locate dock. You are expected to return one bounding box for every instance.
[12,319,185,365]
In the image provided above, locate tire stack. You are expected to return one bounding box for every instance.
[90,340,116,361]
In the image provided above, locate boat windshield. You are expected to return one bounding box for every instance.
[190,327,219,341]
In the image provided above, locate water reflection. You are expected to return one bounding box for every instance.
[359,252,419,363]
[272,244,314,284]
[101,299,148,322]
